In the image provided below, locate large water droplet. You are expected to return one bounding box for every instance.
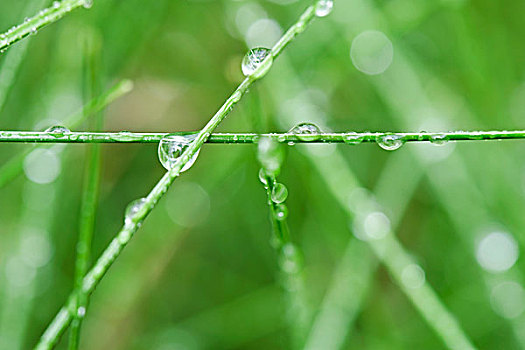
[343,132,365,145]
[45,125,71,137]
[290,122,322,142]
[271,183,288,203]
[377,134,404,151]
[158,134,200,172]
[124,198,146,226]
[241,47,273,79]
[315,0,334,17]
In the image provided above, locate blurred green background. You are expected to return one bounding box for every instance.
[1,0,525,349]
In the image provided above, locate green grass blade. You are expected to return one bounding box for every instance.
[34,3,327,349]
[0,0,47,116]
[257,137,309,348]
[0,0,92,53]
[0,80,132,189]
[67,33,102,350]
[263,55,476,348]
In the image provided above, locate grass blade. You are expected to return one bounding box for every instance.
[0,0,92,53]
[34,3,327,349]
[0,79,132,189]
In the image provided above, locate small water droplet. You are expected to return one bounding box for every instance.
[158,134,200,172]
[241,47,273,79]
[315,0,334,17]
[429,133,448,145]
[52,1,60,9]
[83,0,93,8]
[377,134,404,151]
[290,122,322,142]
[111,131,140,142]
[343,132,365,145]
[271,183,288,203]
[257,137,283,174]
[259,168,269,186]
[45,125,71,137]
[231,90,242,102]
[275,204,288,221]
[124,198,146,226]
[77,306,86,317]
[279,243,301,273]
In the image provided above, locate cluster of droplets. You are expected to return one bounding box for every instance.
[45,125,71,137]
[241,47,273,79]
[257,137,289,221]
[289,122,322,142]
[259,170,289,221]
[158,133,200,172]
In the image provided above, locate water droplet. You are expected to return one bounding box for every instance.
[279,243,302,274]
[271,183,288,203]
[343,132,365,145]
[158,134,200,172]
[241,47,273,79]
[257,137,283,174]
[430,133,449,145]
[275,204,288,221]
[401,264,426,289]
[315,0,334,17]
[83,0,93,8]
[52,1,60,9]
[231,90,242,102]
[111,131,141,142]
[77,306,86,317]
[124,198,146,226]
[290,122,322,142]
[45,125,70,137]
[259,168,270,186]
[377,134,404,151]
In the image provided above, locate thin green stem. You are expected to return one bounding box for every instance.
[68,35,102,350]
[0,79,132,189]
[34,3,323,349]
[257,137,307,348]
[0,0,91,53]
[0,0,48,115]
[1,129,525,144]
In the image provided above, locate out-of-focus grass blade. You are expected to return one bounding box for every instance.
[0,79,132,189]
[68,30,103,350]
